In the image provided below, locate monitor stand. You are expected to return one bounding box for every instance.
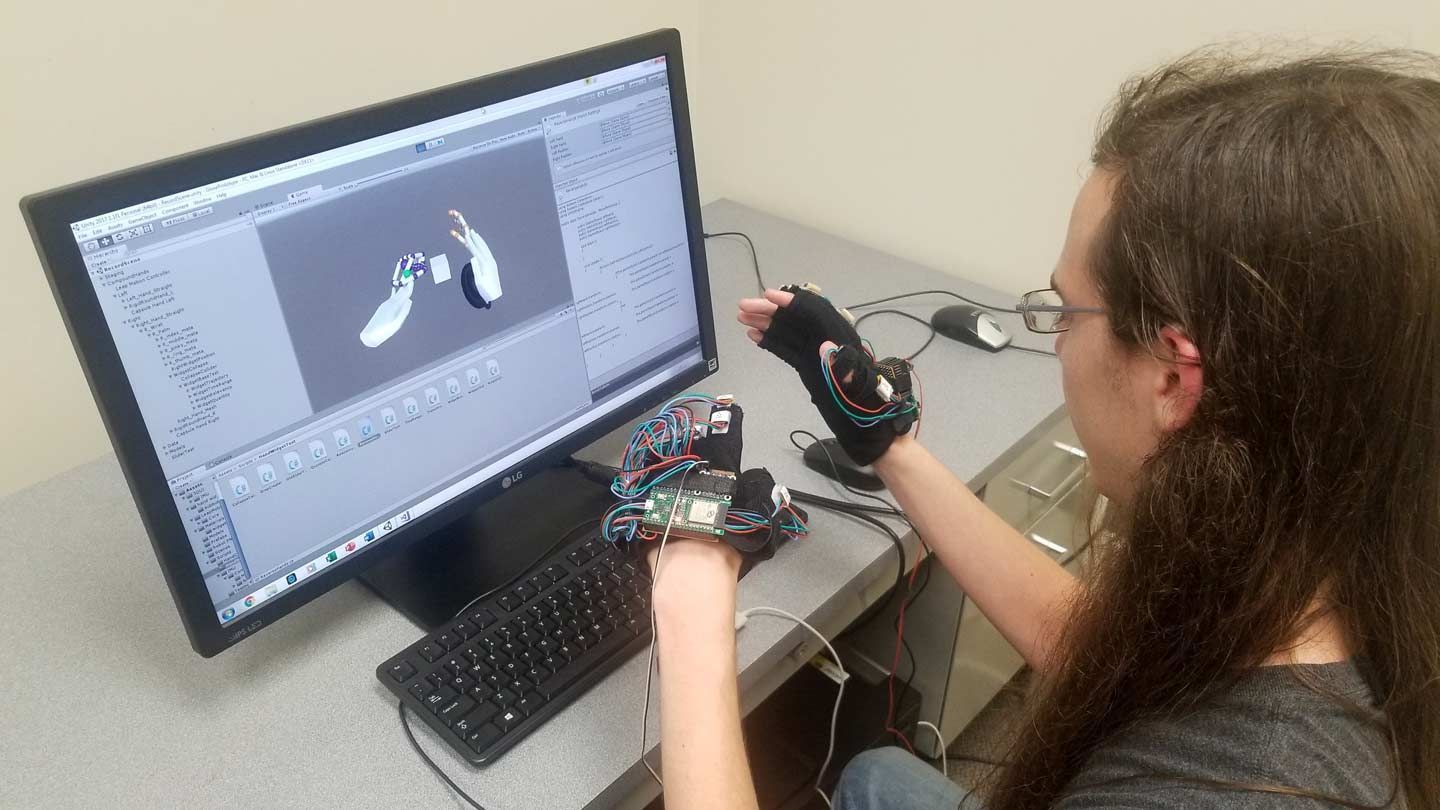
[358,463,615,631]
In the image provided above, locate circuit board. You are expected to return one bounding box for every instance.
[641,469,737,541]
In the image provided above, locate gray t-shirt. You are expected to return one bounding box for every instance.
[1056,659,1399,808]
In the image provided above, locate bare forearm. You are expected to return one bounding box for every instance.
[654,608,759,810]
[874,435,1079,671]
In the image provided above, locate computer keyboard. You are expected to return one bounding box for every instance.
[376,532,652,764]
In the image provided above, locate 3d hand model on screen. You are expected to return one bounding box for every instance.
[360,252,430,348]
[449,209,503,309]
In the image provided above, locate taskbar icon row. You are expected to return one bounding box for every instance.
[217,507,415,624]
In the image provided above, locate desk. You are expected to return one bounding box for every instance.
[0,200,1062,809]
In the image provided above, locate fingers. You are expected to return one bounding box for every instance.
[738,295,780,316]
[763,288,794,307]
[746,327,764,344]
[736,310,772,331]
[448,209,468,232]
[449,229,467,247]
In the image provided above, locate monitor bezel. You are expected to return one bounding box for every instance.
[19,29,716,657]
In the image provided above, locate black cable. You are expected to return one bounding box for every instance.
[400,701,489,810]
[844,289,1016,314]
[853,308,939,361]
[1008,344,1059,357]
[704,231,765,293]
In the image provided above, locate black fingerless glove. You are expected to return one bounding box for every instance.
[758,284,914,466]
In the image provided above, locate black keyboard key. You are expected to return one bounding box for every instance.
[462,646,483,664]
[556,642,579,662]
[621,560,640,576]
[566,550,587,567]
[426,672,447,689]
[589,620,614,640]
[465,689,499,716]
[492,688,519,708]
[424,686,456,714]
[524,666,552,685]
[436,632,461,651]
[408,682,430,703]
[542,594,564,612]
[624,616,645,635]
[573,631,595,650]
[437,695,476,727]
[598,596,619,614]
[418,643,444,663]
[541,663,586,700]
[501,659,523,679]
[469,609,497,629]
[387,661,416,683]
[475,635,499,653]
[467,723,503,753]
[517,630,541,647]
[527,573,551,592]
[482,651,506,670]
[495,707,524,732]
[449,674,471,691]
[535,637,558,656]
[443,657,466,676]
[483,672,505,690]
[534,618,557,636]
[580,605,604,623]
[516,691,546,717]
[453,621,476,639]
[544,564,567,581]
[581,539,602,558]
[465,662,489,681]
[540,655,564,673]
[496,594,522,613]
[499,640,524,659]
[513,583,537,602]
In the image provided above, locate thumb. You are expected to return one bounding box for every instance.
[817,341,855,384]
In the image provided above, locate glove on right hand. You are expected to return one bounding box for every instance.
[757,285,903,466]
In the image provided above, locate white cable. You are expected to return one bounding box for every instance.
[638,465,697,789]
[739,606,848,809]
[916,720,947,778]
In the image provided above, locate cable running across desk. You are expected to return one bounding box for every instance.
[704,231,765,293]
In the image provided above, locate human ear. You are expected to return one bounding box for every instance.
[1152,324,1203,432]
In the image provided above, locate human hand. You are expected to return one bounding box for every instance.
[737,286,907,465]
[449,209,503,305]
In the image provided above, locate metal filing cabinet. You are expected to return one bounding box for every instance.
[838,408,1100,757]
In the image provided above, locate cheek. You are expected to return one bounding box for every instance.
[1057,333,1124,497]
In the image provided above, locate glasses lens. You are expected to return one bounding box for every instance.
[1023,289,1066,332]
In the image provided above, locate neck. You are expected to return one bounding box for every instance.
[1262,590,1352,666]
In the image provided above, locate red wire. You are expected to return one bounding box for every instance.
[885,551,925,751]
[826,350,893,415]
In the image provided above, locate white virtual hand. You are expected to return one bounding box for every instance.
[360,277,414,348]
[449,209,502,304]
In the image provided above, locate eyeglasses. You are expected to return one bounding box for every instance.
[1014,288,1105,334]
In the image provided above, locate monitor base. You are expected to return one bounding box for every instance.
[358,464,614,631]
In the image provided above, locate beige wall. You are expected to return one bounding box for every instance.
[697,1,1440,301]
[3,1,1439,495]
[0,1,701,496]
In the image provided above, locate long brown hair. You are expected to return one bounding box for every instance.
[992,49,1440,809]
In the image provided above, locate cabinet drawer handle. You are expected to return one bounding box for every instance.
[1009,478,1056,499]
[1052,441,1087,459]
[1028,533,1067,554]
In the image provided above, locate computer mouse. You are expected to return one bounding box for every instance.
[930,304,1011,352]
[802,437,885,491]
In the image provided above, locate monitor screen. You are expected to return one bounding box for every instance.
[63,55,703,629]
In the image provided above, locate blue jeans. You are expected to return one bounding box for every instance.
[833,747,986,810]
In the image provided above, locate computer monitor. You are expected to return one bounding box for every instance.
[20,30,716,657]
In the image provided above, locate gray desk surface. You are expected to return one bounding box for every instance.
[0,200,1062,809]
